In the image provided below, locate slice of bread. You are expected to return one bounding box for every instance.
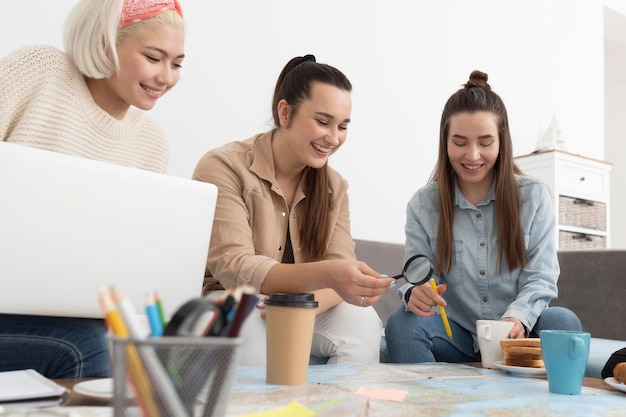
[501,346,542,355]
[503,351,542,360]
[499,338,541,348]
[614,362,626,384]
[500,337,544,368]
[503,358,545,368]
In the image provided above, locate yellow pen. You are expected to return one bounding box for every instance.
[429,278,453,339]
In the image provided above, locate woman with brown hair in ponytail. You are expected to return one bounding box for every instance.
[193,55,393,365]
[385,70,583,364]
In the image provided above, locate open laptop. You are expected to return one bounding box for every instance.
[0,141,217,319]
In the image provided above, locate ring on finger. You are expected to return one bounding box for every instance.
[360,296,365,306]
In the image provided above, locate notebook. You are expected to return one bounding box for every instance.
[0,369,68,407]
[0,141,217,319]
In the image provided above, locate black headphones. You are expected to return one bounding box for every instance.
[163,298,220,337]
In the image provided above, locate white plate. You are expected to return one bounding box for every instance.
[493,361,546,377]
[604,377,626,393]
[72,378,114,400]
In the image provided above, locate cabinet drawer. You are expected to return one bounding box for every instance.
[558,231,606,249]
[558,196,606,231]
[559,163,606,198]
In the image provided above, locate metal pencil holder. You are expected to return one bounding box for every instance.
[110,336,242,417]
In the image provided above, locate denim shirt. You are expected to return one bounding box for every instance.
[397,175,559,345]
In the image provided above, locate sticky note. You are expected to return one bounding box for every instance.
[354,386,409,402]
[236,400,315,417]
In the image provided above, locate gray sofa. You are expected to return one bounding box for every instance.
[354,239,626,377]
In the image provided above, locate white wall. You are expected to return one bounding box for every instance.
[604,3,626,249]
[2,0,612,245]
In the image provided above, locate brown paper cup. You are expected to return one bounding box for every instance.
[265,293,318,385]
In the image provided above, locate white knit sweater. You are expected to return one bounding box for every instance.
[0,45,169,173]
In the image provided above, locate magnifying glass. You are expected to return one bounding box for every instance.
[393,254,434,285]
[394,253,453,338]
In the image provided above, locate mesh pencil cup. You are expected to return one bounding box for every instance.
[110,335,242,417]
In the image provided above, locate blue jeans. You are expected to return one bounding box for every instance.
[0,314,110,378]
[385,306,583,363]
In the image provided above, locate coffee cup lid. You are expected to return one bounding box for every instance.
[265,293,318,308]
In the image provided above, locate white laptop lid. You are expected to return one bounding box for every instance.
[0,141,217,319]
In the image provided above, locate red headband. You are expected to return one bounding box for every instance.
[119,0,183,28]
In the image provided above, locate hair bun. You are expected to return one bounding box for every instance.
[465,70,490,90]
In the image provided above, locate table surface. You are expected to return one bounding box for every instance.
[56,363,620,407]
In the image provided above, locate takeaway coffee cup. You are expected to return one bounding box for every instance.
[540,330,591,395]
[265,293,318,385]
[476,319,514,368]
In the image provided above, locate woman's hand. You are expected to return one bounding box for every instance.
[501,317,526,338]
[406,281,447,317]
[324,259,395,307]
[256,296,268,320]
[261,259,395,307]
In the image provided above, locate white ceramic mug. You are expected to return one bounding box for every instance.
[476,320,514,368]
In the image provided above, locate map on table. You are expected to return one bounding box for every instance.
[223,362,626,417]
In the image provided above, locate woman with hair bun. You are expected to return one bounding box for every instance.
[0,0,185,378]
[193,55,394,365]
[385,70,583,364]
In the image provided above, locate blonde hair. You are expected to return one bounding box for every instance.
[63,0,185,79]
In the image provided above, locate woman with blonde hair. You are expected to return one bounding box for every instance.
[0,0,185,378]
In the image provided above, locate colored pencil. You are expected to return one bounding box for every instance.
[99,289,160,417]
[430,278,453,339]
[154,291,167,328]
[145,293,164,337]
[112,287,189,417]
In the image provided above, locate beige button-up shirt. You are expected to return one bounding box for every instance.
[192,130,356,294]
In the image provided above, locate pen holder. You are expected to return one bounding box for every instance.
[110,335,242,417]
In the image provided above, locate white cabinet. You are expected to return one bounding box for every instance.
[514,150,612,249]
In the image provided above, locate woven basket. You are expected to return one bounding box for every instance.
[559,230,606,249]
[558,196,606,231]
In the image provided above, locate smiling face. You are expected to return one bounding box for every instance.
[278,81,352,171]
[87,22,185,119]
[447,111,500,201]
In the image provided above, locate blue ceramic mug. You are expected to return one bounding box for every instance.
[540,330,591,395]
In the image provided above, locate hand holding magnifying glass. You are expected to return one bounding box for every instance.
[393,254,453,339]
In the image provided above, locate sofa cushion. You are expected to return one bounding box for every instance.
[588,338,626,378]
[354,239,405,327]
[553,250,626,340]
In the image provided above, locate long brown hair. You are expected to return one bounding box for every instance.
[430,70,527,275]
[272,55,352,261]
